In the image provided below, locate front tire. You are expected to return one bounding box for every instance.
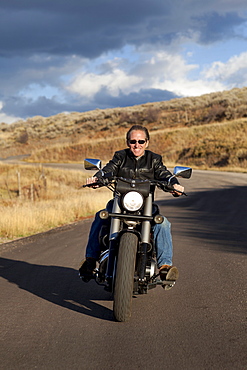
[113,232,138,322]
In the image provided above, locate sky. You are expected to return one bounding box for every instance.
[0,0,247,124]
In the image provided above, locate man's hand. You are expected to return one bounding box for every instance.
[172,184,184,196]
[86,176,99,188]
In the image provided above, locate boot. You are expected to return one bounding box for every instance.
[79,257,96,282]
[159,264,179,290]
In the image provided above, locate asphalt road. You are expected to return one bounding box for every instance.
[0,170,246,370]
[0,154,86,172]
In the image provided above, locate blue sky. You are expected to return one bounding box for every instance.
[0,0,246,124]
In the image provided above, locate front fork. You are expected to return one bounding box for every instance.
[136,193,152,280]
[106,196,121,289]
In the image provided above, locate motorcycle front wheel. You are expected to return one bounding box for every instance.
[113,232,138,322]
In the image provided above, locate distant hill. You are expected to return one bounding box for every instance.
[0,87,247,171]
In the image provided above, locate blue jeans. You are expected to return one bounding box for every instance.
[85,204,173,268]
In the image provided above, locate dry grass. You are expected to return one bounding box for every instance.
[25,119,247,172]
[25,136,126,163]
[150,119,247,169]
[0,164,111,242]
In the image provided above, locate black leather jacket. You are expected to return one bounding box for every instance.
[96,149,179,185]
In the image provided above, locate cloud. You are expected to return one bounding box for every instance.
[95,88,180,107]
[0,0,246,123]
[1,1,246,58]
[0,101,22,124]
[1,95,80,119]
[203,52,247,86]
[65,49,223,101]
[195,11,247,44]
[1,48,246,121]
[67,69,142,99]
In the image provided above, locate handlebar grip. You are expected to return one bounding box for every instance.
[163,184,187,196]
[164,184,175,191]
[80,181,102,188]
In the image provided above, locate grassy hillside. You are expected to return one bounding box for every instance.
[0,87,247,241]
[0,86,247,171]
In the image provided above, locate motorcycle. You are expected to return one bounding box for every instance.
[81,158,192,322]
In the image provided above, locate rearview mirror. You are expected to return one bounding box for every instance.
[173,166,192,179]
[84,158,102,171]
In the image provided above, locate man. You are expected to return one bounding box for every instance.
[79,125,184,289]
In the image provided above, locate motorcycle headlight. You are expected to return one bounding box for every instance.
[122,191,144,212]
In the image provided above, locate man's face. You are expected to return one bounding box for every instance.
[127,130,149,157]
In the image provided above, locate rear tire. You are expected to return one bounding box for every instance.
[113,232,138,322]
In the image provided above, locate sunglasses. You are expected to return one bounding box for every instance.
[129,139,146,145]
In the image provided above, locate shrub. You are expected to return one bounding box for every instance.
[204,105,226,123]
[16,131,29,144]
[144,107,161,123]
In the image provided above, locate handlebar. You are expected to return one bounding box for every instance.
[80,176,187,196]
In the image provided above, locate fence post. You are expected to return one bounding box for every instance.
[5,180,12,199]
[17,171,22,199]
[31,183,34,202]
[39,165,47,192]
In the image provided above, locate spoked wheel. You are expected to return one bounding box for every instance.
[113,232,138,322]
